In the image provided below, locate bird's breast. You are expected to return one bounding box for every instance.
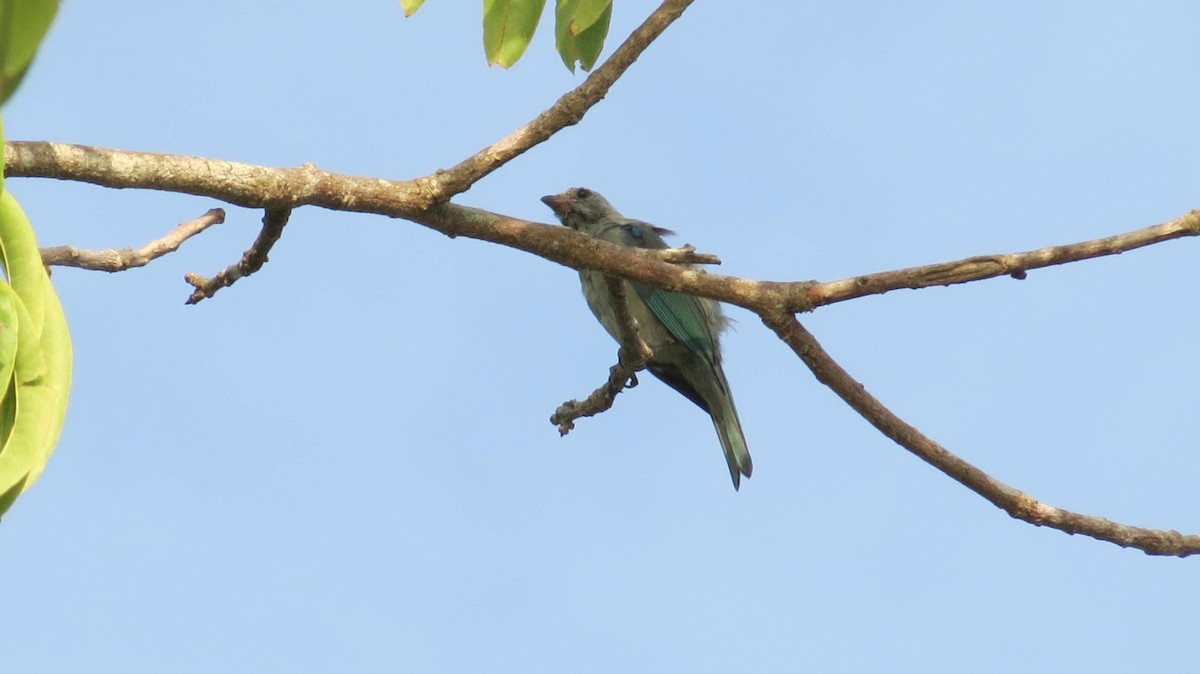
[578,271,677,350]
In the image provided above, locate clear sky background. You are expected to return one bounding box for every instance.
[4,2,1199,671]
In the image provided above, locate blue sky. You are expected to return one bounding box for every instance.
[4,2,1200,671]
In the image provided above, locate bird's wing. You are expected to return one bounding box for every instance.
[631,281,718,368]
[606,218,719,368]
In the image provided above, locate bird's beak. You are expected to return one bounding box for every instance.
[541,193,572,217]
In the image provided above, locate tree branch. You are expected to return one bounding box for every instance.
[40,208,224,271]
[551,275,654,435]
[12,143,1198,319]
[423,0,696,199]
[762,311,1200,557]
[809,210,1200,307]
[184,207,291,304]
[4,145,429,214]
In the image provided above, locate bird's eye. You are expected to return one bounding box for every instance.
[623,224,644,238]
[574,188,592,199]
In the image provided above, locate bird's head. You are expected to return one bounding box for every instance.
[541,187,622,232]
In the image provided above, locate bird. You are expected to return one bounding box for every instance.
[541,187,753,489]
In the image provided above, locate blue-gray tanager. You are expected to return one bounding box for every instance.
[541,187,753,489]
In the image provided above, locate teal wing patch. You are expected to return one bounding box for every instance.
[631,282,718,367]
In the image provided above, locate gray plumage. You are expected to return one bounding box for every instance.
[541,187,753,489]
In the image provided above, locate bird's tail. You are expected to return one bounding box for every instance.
[709,388,753,490]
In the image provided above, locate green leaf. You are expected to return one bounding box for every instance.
[555,0,610,72]
[400,0,425,17]
[0,190,48,338]
[24,272,70,488]
[570,2,610,71]
[0,372,60,515]
[0,0,58,106]
[0,474,27,519]
[558,0,609,37]
[0,287,54,514]
[554,1,580,70]
[0,282,18,396]
[483,0,547,68]
[0,61,29,109]
[0,190,71,516]
[0,284,19,452]
[0,376,15,457]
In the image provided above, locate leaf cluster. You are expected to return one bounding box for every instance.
[404,0,613,71]
[0,0,72,517]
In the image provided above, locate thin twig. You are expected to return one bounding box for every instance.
[807,210,1200,309]
[423,0,696,200]
[654,244,719,266]
[551,276,653,435]
[763,311,1200,557]
[551,358,644,436]
[184,207,291,304]
[40,208,224,271]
